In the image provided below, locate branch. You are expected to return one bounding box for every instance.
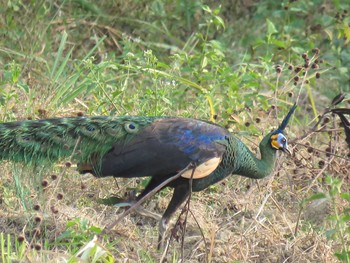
[104,162,195,231]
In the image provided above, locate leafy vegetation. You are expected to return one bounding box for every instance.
[0,0,349,262]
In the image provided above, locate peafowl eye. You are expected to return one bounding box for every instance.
[0,104,297,249]
[270,133,291,154]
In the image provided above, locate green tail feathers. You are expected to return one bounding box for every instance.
[0,116,156,167]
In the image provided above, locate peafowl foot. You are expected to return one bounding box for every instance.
[115,199,161,221]
[98,196,161,220]
[113,200,134,208]
[133,205,161,221]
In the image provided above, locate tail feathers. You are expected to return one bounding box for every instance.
[0,116,155,169]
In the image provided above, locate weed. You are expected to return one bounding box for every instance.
[0,1,349,262]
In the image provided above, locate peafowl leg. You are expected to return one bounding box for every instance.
[158,183,190,250]
[119,177,164,219]
[136,177,163,200]
[133,177,167,220]
[113,177,163,220]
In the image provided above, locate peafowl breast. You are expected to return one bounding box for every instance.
[0,103,296,248]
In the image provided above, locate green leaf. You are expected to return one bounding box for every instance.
[17,83,30,93]
[325,228,337,239]
[324,28,333,41]
[340,215,350,222]
[213,16,225,29]
[266,19,278,36]
[334,251,348,261]
[304,193,327,202]
[340,192,350,201]
[291,46,305,54]
[52,46,74,83]
[202,5,212,13]
[66,220,78,228]
[343,22,350,45]
[253,38,266,48]
[271,39,286,48]
[201,56,208,69]
[89,226,102,234]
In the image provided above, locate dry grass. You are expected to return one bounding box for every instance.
[0,109,348,262]
[1,1,349,262]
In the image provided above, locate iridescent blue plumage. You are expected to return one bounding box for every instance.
[98,118,230,179]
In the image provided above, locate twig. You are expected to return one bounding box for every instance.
[305,113,340,194]
[159,163,196,263]
[104,163,194,231]
[181,164,196,262]
[294,205,303,237]
[254,190,272,220]
[159,238,171,262]
[186,209,210,262]
[294,111,340,236]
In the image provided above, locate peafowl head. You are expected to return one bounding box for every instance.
[269,103,297,155]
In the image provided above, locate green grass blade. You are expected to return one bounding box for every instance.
[50,31,68,79]
[51,72,81,106]
[1,233,5,263]
[53,46,74,84]
[81,36,106,62]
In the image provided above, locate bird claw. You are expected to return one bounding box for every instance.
[97,196,128,206]
[110,199,162,221]
[134,206,161,221]
[114,201,134,208]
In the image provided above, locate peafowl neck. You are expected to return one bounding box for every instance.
[192,132,278,192]
[233,132,277,179]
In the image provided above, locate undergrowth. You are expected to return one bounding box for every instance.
[0,0,349,262]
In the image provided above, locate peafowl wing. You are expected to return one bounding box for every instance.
[99,117,230,180]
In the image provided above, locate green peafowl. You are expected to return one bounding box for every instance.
[0,103,296,248]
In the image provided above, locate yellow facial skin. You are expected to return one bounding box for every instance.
[270,134,281,150]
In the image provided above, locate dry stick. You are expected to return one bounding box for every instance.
[294,153,336,237]
[160,164,209,263]
[160,237,171,262]
[297,104,337,136]
[105,162,195,231]
[291,107,350,160]
[306,115,339,194]
[254,190,273,220]
[294,142,349,161]
[180,165,209,263]
[185,208,210,262]
[290,112,328,145]
[160,165,197,262]
[159,163,196,263]
[180,165,196,261]
[270,195,295,238]
[294,114,339,236]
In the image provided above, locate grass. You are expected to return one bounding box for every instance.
[0,0,350,262]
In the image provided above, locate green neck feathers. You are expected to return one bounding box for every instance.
[234,132,277,179]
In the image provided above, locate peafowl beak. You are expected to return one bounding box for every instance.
[282,144,292,155]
